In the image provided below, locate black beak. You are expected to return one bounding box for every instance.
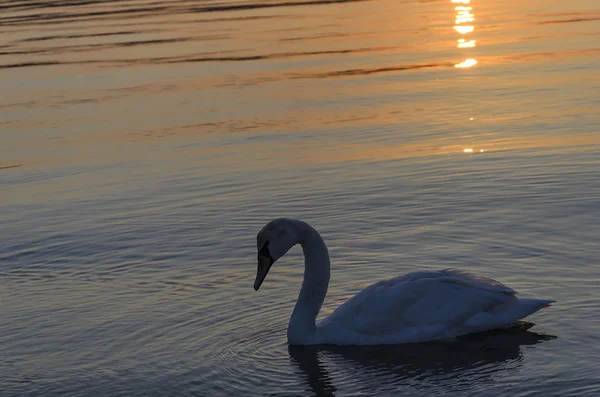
[254,243,274,291]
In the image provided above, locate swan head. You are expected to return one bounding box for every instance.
[254,218,299,291]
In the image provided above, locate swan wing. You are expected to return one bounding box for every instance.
[318,269,538,344]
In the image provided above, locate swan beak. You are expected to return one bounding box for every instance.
[254,253,274,291]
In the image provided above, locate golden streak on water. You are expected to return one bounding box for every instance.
[458,39,476,48]
[453,0,477,67]
[455,58,478,68]
[463,148,486,154]
[456,17,475,24]
[454,25,475,34]
[455,11,475,24]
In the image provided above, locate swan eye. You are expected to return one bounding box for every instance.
[258,240,272,259]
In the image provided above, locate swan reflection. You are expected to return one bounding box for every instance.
[289,324,556,396]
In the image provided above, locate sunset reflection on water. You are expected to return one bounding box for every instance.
[453,0,477,68]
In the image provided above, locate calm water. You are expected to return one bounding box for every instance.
[1,0,599,395]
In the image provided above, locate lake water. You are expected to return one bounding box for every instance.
[1,0,599,395]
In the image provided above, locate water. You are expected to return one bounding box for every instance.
[1,0,599,395]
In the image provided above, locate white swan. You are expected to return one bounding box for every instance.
[254,218,554,346]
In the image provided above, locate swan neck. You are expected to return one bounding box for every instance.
[288,221,330,344]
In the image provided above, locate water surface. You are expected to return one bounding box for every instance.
[1,0,599,396]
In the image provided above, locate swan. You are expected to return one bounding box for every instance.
[254,218,554,346]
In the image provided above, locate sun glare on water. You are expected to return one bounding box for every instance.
[463,148,486,154]
[452,0,477,68]
[455,58,478,68]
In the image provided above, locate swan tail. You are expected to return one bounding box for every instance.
[517,298,555,315]
[464,298,555,331]
[500,298,555,322]
[511,321,535,331]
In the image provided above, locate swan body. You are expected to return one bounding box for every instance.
[254,218,554,346]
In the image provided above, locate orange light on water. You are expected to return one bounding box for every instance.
[455,11,474,24]
[454,25,474,34]
[453,0,477,67]
[458,39,476,48]
[455,58,478,68]
[463,148,486,154]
